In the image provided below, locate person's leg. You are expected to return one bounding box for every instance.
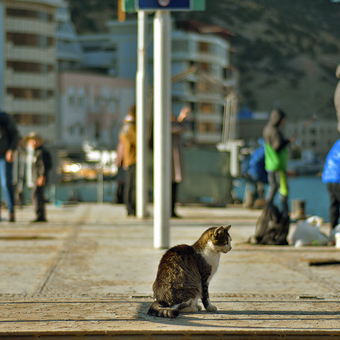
[0,157,14,220]
[328,183,340,229]
[278,171,289,216]
[171,182,178,217]
[256,181,265,200]
[31,185,38,220]
[129,164,136,215]
[36,185,46,221]
[265,171,278,205]
[125,164,136,216]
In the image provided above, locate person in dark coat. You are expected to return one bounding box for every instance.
[0,110,20,222]
[263,108,292,217]
[26,132,52,222]
[322,139,340,232]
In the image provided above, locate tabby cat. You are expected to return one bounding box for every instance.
[147,225,232,318]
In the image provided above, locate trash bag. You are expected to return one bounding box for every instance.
[250,203,289,245]
[290,216,329,246]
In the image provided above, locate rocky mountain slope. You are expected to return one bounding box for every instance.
[68,0,340,120]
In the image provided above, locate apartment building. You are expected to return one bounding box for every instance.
[0,0,65,142]
[79,19,238,146]
[58,72,135,153]
[286,119,339,157]
[56,4,84,72]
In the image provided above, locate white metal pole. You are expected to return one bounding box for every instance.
[153,11,171,249]
[136,11,148,218]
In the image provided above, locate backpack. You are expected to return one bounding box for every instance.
[250,203,289,245]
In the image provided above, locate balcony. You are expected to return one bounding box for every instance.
[6,43,56,63]
[5,69,56,89]
[4,96,56,114]
[6,18,54,36]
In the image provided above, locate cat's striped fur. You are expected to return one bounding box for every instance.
[147,225,232,318]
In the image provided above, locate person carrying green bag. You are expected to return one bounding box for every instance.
[263,108,292,217]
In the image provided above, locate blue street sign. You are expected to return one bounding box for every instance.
[137,0,192,11]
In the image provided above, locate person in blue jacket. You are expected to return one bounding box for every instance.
[322,139,340,231]
[242,139,268,208]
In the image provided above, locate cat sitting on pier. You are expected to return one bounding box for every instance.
[147,225,232,318]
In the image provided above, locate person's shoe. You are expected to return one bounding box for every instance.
[30,218,47,223]
[9,213,15,222]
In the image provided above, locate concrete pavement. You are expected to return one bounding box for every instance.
[0,203,339,338]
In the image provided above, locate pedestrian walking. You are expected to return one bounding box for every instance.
[242,139,268,209]
[25,132,52,222]
[0,110,20,222]
[171,106,190,218]
[322,139,340,232]
[263,108,292,217]
[119,105,136,216]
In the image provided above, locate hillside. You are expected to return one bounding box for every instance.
[68,0,340,120]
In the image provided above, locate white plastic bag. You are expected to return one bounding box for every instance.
[291,216,329,246]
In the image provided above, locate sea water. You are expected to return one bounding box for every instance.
[233,176,330,222]
[18,177,330,222]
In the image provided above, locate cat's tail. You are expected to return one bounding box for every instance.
[147,301,180,318]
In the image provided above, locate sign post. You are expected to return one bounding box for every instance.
[136,11,148,219]
[137,0,192,10]
[153,10,171,248]
[122,0,205,249]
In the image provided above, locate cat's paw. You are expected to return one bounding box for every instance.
[206,304,217,312]
[196,304,202,311]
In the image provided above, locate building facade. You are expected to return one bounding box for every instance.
[56,4,84,72]
[286,119,339,157]
[0,0,65,142]
[58,72,135,154]
[79,19,238,146]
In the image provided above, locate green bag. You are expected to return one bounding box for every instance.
[264,143,287,172]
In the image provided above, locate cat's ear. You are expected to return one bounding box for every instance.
[214,226,225,237]
[225,225,231,231]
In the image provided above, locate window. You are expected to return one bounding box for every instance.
[199,103,213,113]
[7,88,53,99]
[199,42,209,53]
[69,126,75,135]
[78,88,86,108]
[7,8,53,22]
[7,61,53,73]
[198,123,218,133]
[95,121,100,140]
[199,62,209,71]
[7,32,53,48]
[12,114,54,125]
[68,88,76,106]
